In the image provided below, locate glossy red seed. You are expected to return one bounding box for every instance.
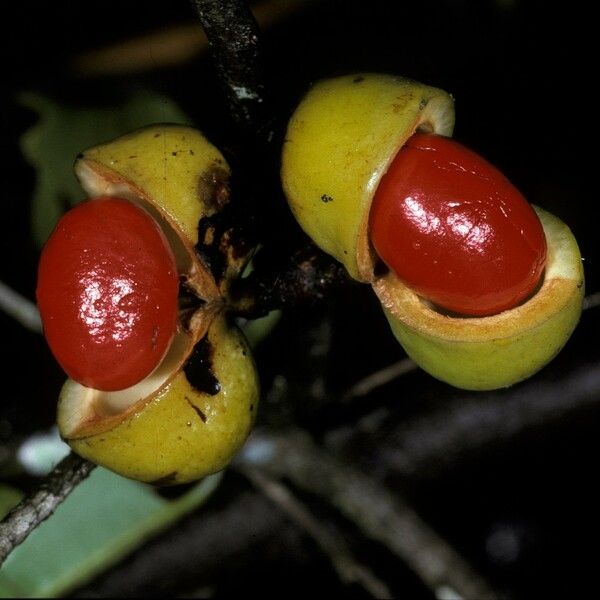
[37,197,179,390]
[369,133,547,316]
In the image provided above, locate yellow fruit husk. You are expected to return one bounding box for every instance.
[374,207,583,390]
[75,124,234,299]
[59,316,259,484]
[282,73,455,281]
[57,125,259,483]
[76,124,229,248]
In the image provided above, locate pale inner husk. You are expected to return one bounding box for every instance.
[59,302,222,438]
[372,206,584,342]
[59,162,224,437]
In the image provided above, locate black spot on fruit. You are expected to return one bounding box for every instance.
[184,336,221,395]
[186,397,208,423]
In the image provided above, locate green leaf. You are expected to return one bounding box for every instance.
[19,91,190,247]
[0,468,222,598]
[16,428,70,477]
[240,310,282,349]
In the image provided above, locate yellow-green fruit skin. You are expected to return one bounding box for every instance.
[376,209,584,390]
[59,317,259,484]
[282,74,583,390]
[282,73,454,280]
[75,124,229,246]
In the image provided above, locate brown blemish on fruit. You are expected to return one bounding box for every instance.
[195,205,252,284]
[149,471,179,486]
[202,225,216,246]
[183,335,221,395]
[186,397,207,423]
[198,166,230,214]
[196,218,227,283]
[192,165,241,283]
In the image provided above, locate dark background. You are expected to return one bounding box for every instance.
[1,1,598,597]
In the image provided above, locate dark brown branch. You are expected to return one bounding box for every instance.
[0,453,95,566]
[240,466,392,598]
[238,430,501,600]
[330,358,600,479]
[4,357,596,575]
[190,0,266,132]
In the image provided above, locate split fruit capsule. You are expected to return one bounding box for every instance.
[281,74,584,390]
[37,125,259,484]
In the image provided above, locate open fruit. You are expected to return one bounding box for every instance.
[282,74,584,390]
[47,124,259,484]
[373,207,583,389]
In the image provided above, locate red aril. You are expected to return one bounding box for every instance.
[37,197,179,390]
[369,133,547,316]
